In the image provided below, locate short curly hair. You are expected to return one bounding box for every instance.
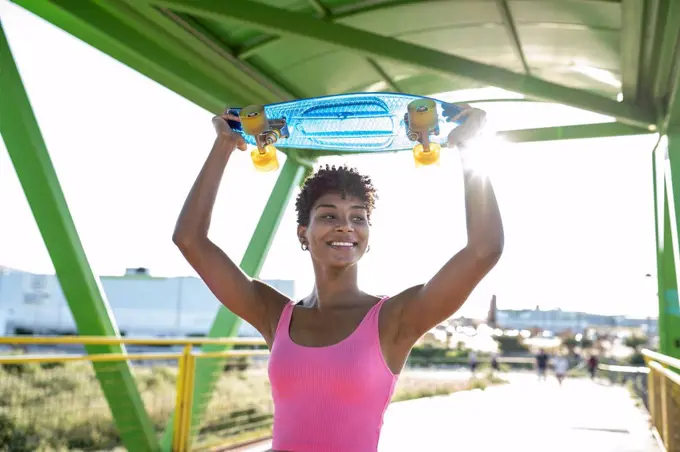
[295,164,378,227]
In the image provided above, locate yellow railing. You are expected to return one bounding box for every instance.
[0,335,269,452]
[10,337,676,451]
[643,348,680,452]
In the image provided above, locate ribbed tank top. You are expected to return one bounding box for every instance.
[267,297,398,452]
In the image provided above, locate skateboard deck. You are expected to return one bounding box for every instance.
[227,92,467,171]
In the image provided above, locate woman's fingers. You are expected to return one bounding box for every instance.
[235,136,248,152]
[214,109,252,152]
[221,113,241,122]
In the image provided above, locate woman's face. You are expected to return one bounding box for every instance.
[298,192,370,268]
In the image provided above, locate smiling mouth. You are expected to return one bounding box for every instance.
[327,241,357,249]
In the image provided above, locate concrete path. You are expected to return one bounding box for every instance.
[238,375,660,451]
[379,375,660,451]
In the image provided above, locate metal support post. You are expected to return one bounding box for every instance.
[653,134,680,360]
[659,134,680,359]
[0,21,159,451]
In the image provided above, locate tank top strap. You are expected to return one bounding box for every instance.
[363,296,390,326]
[273,301,295,342]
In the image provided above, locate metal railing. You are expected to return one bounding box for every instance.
[643,349,680,452]
[407,355,535,369]
[0,335,269,452]
[6,336,676,451]
[599,349,680,452]
[597,362,650,408]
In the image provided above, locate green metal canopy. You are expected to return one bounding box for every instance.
[3,1,680,451]
[8,0,680,131]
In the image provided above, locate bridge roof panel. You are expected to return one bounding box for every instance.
[9,0,679,130]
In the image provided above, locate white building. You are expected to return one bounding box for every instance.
[495,307,657,336]
[0,266,294,338]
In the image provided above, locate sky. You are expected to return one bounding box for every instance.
[0,1,660,319]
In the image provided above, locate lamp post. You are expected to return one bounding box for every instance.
[644,273,655,335]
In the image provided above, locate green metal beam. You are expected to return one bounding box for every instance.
[160,156,309,449]
[496,0,530,75]
[306,0,331,16]
[129,3,302,101]
[496,122,651,143]
[652,136,665,352]
[637,0,663,110]
[10,0,252,112]
[147,0,655,128]
[666,71,680,134]
[237,0,620,59]
[619,0,644,103]
[365,57,402,92]
[638,0,680,134]
[658,134,680,359]
[285,123,653,159]
[656,1,680,132]
[91,0,291,104]
[300,0,402,92]
[331,0,623,19]
[0,20,159,452]
[651,1,680,103]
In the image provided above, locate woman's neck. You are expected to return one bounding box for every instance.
[305,264,363,309]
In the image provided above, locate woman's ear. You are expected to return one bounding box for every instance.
[297,225,307,246]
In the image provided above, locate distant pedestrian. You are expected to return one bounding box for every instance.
[469,351,478,374]
[554,354,569,386]
[490,352,500,372]
[587,354,599,379]
[536,348,549,381]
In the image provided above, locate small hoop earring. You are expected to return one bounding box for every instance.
[301,242,308,251]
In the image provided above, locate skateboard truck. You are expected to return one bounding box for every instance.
[238,105,290,172]
[405,99,441,166]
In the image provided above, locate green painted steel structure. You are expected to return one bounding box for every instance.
[0,21,160,452]
[2,0,679,450]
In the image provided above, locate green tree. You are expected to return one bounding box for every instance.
[563,336,578,353]
[624,335,648,352]
[580,337,594,349]
[494,335,529,355]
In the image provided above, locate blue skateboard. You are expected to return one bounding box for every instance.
[226,92,467,171]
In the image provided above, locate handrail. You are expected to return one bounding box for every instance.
[0,351,184,363]
[638,349,680,452]
[408,356,535,363]
[0,349,271,364]
[495,357,536,364]
[648,360,680,386]
[642,348,680,369]
[0,337,273,452]
[598,363,650,374]
[0,335,267,346]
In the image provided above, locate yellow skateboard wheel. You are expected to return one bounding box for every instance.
[239,105,268,136]
[251,144,279,172]
[413,142,441,166]
[407,99,437,131]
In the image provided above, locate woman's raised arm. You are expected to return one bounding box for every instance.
[172,113,288,346]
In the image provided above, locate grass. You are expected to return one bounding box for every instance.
[392,369,505,402]
[0,360,505,451]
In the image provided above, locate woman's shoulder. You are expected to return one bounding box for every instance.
[251,280,294,339]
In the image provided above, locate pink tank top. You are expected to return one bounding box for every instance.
[267,297,398,452]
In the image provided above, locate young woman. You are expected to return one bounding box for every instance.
[173,102,504,452]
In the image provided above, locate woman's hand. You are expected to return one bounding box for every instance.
[212,112,248,152]
[443,103,487,149]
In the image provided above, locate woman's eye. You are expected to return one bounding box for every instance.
[353,217,365,222]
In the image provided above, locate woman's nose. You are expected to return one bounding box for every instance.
[335,220,354,232]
